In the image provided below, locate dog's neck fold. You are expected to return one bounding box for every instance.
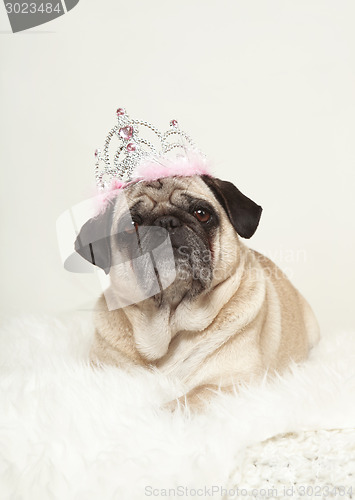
[123,247,248,362]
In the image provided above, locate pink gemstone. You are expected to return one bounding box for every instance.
[116,108,125,116]
[94,148,99,157]
[126,142,136,152]
[170,119,178,127]
[119,126,133,140]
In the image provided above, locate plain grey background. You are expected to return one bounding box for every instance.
[0,0,354,336]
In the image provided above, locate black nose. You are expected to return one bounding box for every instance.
[154,215,182,230]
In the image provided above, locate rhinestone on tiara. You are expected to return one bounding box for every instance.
[94,108,199,190]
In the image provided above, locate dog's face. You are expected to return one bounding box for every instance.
[75,175,262,306]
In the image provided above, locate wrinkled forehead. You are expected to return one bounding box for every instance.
[112,175,214,220]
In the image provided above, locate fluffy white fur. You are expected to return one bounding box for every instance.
[0,314,354,499]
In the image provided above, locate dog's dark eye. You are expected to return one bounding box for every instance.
[124,221,139,234]
[193,209,211,223]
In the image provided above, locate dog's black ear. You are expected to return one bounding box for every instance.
[74,202,114,274]
[201,175,262,238]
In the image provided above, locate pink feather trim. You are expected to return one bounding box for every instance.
[132,155,211,182]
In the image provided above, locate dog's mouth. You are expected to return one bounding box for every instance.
[152,240,214,300]
[130,241,213,303]
[112,219,215,304]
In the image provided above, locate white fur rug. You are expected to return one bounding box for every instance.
[0,314,354,500]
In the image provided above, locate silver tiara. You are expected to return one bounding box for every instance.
[94,108,198,190]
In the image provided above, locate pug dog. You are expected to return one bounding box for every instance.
[75,174,320,410]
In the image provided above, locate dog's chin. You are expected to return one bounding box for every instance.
[151,254,213,308]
